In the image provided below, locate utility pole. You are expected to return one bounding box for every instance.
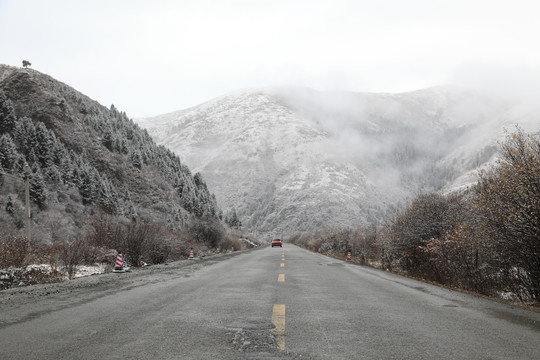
[23,164,31,241]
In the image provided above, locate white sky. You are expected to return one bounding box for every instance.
[1,0,539,117]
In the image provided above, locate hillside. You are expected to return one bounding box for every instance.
[0,65,220,243]
[138,86,540,237]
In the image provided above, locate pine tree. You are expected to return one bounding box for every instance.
[30,166,48,210]
[13,117,37,157]
[34,122,55,168]
[110,104,118,117]
[173,174,185,197]
[0,90,16,134]
[51,141,66,167]
[102,127,114,151]
[193,172,205,189]
[14,156,26,173]
[45,164,62,184]
[59,157,74,185]
[0,134,19,170]
[79,169,95,205]
[181,188,195,213]
[5,195,15,216]
[27,148,38,165]
[99,177,119,214]
[225,208,242,228]
[129,149,143,169]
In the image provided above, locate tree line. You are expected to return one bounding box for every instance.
[0,89,219,219]
[289,128,540,304]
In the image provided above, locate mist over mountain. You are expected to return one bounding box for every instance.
[137,86,540,238]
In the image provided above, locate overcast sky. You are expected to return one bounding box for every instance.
[1,0,539,117]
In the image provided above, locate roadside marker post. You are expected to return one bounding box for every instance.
[347,251,352,261]
[216,247,220,254]
[189,248,195,259]
[112,253,125,273]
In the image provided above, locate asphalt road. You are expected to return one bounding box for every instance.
[1,245,539,360]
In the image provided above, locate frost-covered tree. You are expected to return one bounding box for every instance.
[102,128,114,151]
[0,134,19,170]
[225,208,242,229]
[129,149,143,169]
[13,117,37,159]
[34,122,55,168]
[59,157,74,185]
[30,166,48,210]
[99,177,119,214]
[0,90,16,134]
[473,128,540,300]
[5,195,15,216]
[78,169,96,205]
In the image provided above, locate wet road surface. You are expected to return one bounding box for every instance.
[1,245,539,359]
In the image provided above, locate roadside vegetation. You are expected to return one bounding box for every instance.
[289,128,540,305]
[0,212,256,290]
[0,80,258,290]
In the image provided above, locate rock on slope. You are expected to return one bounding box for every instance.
[138,86,540,237]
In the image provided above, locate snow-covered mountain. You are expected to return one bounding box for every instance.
[137,86,540,237]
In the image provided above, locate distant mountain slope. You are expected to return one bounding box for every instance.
[0,65,219,242]
[138,86,539,237]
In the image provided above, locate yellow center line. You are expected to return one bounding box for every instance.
[278,273,285,282]
[281,258,285,261]
[272,304,286,350]
[280,263,284,268]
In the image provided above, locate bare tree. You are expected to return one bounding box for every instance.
[473,128,540,301]
[56,239,88,279]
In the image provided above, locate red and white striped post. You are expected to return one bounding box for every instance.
[189,248,194,259]
[216,248,220,254]
[346,251,352,261]
[113,253,125,273]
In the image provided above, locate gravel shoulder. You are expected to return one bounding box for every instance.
[0,250,250,328]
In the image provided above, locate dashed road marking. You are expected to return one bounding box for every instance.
[272,304,286,350]
[278,273,285,282]
[280,263,285,268]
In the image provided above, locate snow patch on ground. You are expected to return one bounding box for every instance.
[24,264,107,279]
[74,264,108,278]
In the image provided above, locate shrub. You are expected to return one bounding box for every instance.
[54,239,92,279]
[219,235,242,252]
[0,236,30,268]
[188,217,225,248]
[385,193,452,276]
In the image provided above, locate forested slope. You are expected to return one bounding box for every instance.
[0,65,220,243]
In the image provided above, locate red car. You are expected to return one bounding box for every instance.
[271,239,283,247]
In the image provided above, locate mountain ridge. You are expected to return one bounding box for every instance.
[137,86,540,237]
